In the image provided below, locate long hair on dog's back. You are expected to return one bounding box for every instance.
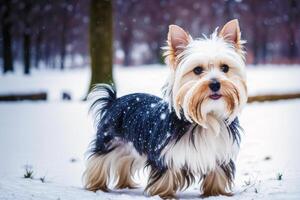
[83,19,246,199]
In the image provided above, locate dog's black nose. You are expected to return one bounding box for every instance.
[209,79,221,92]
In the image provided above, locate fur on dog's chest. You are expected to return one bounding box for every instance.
[161,117,239,174]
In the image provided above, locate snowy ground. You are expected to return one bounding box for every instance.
[0,65,300,199]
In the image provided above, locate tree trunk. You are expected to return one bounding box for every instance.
[120,19,133,67]
[23,31,31,74]
[34,30,42,68]
[224,0,234,22]
[44,42,51,68]
[60,26,66,70]
[261,28,267,63]
[60,7,68,70]
[287,0,298,61]
[88,0,113,93]
[122,37,131,66]
[249,2,259,65]
[1,0,14,73]
[23,2,32,75]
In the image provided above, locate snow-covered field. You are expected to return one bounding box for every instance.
[0,65,300,200]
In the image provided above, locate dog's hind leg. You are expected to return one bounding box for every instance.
[83,153,110,192]
[84,141,145,191]
[112,144,146,189]
[114,152,146,189]
[114,155,136,189]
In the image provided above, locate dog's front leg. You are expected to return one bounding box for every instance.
[201,160,235,197]
[145,167,182,199]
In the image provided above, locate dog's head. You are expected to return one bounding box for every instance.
[163,19,247,127]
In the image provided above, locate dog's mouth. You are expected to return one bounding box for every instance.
[209,93,222,100]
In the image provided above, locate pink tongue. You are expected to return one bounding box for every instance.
[210,94,221,100]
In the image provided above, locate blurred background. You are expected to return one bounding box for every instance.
[0,1,300,199]
[1,0,299,73]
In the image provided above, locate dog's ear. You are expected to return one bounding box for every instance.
[164,25,191,69]
[219,19,243,51]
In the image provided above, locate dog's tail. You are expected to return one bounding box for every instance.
[88,84,117,126]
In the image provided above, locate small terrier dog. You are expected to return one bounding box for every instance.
[83,19,247,199]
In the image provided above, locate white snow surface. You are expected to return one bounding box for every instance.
[0,65,300,199]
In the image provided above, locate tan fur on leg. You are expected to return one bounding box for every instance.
[114,155,137,189]
[145,168,194,199]
[145,169,177,199]
[110,143,146,189]
[83,154,110,192]
[201,167,233,197]
[83,142,146,192]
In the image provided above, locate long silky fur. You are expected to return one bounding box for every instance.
[84,21,247,198]
[84,84,242,198]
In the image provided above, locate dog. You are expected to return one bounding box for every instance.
[83,19,247,199]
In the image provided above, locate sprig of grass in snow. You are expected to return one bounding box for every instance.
[40,176,46,183]
[244,178,252,186]
[23,165,34,179]
[238,176,261,195]
[277,173,283,180]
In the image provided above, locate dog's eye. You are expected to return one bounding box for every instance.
[193,66,203,75]
[221,64,229,73]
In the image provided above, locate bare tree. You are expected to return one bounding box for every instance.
[88,0,113,93]
[22,1,32,74]
[287,0,298,61]
[1,0,14,73]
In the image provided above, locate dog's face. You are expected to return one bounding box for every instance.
[163,20,247,126]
